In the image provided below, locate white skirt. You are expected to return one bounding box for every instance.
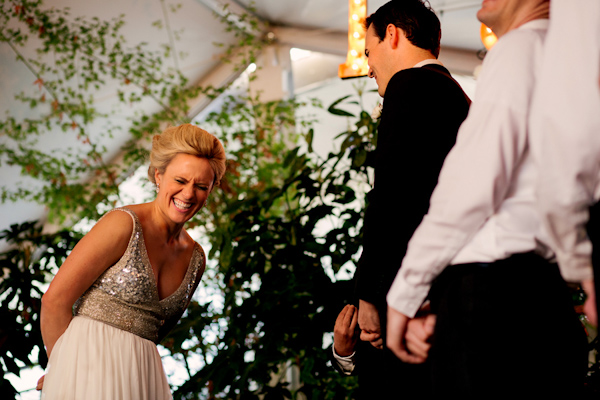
[41,316,172,400]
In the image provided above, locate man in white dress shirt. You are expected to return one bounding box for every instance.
[530,0,599,328]
[386,0,589,396]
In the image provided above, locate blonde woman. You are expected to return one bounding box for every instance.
[39,124,226,399]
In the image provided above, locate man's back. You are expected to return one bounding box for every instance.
[355,2,472,397]
[356,62,470,399]
[357,64,470,308]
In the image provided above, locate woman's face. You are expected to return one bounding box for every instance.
[155,153,215,225]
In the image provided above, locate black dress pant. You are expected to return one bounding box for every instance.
[355,339,431,399]
[427,252,588,398]
[587,201,600,326]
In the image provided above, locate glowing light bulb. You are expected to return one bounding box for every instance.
[480,23,498,50]
[339,0,368,79]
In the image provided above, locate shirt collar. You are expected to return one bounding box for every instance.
[517,18,549,31]
[412,59,444,69]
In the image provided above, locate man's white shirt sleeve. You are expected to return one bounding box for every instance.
[530,0,599,283]
[331,348,356,375]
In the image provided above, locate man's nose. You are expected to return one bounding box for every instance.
[368,67,374,78]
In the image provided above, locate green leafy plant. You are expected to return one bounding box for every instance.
[160,86,379,399]
[0,0,222,223]
[0,221,81,396]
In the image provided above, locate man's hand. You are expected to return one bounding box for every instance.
[405,312,436,360]
[387,306,430,363]
[582,279,597,326]
[334,304,359,356]
[358,299,383,349]
[36,375,45,391]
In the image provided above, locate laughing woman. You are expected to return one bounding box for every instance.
[39,124,226,400]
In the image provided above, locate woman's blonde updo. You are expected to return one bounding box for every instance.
[148,124,226,186]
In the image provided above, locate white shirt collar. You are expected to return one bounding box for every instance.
[412,59,444,69]
[517,18,550,31]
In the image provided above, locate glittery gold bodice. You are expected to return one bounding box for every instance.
[74,207,205,343]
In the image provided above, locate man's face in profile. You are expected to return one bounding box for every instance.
[365,24,392,97]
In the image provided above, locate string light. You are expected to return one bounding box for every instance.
[339,0,369,79]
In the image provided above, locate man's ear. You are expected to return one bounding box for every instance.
[386,24,403,50]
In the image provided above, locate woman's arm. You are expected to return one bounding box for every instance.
[40,210,133,358]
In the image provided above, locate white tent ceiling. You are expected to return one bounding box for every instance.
[0,0,485,233]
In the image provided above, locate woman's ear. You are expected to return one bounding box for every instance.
[154,168,161,187]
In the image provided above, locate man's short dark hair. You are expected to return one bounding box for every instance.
[365,0,441,58]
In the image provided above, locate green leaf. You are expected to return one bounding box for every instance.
[327,95,355,117]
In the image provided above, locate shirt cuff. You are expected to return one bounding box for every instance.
[555,252,594,282]
[386,271,431,318]
[332,347,356,375]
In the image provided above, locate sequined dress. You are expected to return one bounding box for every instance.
[41,207,205,400]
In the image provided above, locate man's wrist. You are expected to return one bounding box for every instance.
[332,346,356,375]
[333,346,356,360]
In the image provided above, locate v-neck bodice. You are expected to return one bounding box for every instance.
[74,207,205,343]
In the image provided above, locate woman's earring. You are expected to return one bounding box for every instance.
[156,183,160,193]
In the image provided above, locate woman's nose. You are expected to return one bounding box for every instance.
[182,184,195,198]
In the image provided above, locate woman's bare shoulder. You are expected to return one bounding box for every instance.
[94,208,134,232]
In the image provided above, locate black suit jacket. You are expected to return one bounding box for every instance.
[355,64,471,310]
